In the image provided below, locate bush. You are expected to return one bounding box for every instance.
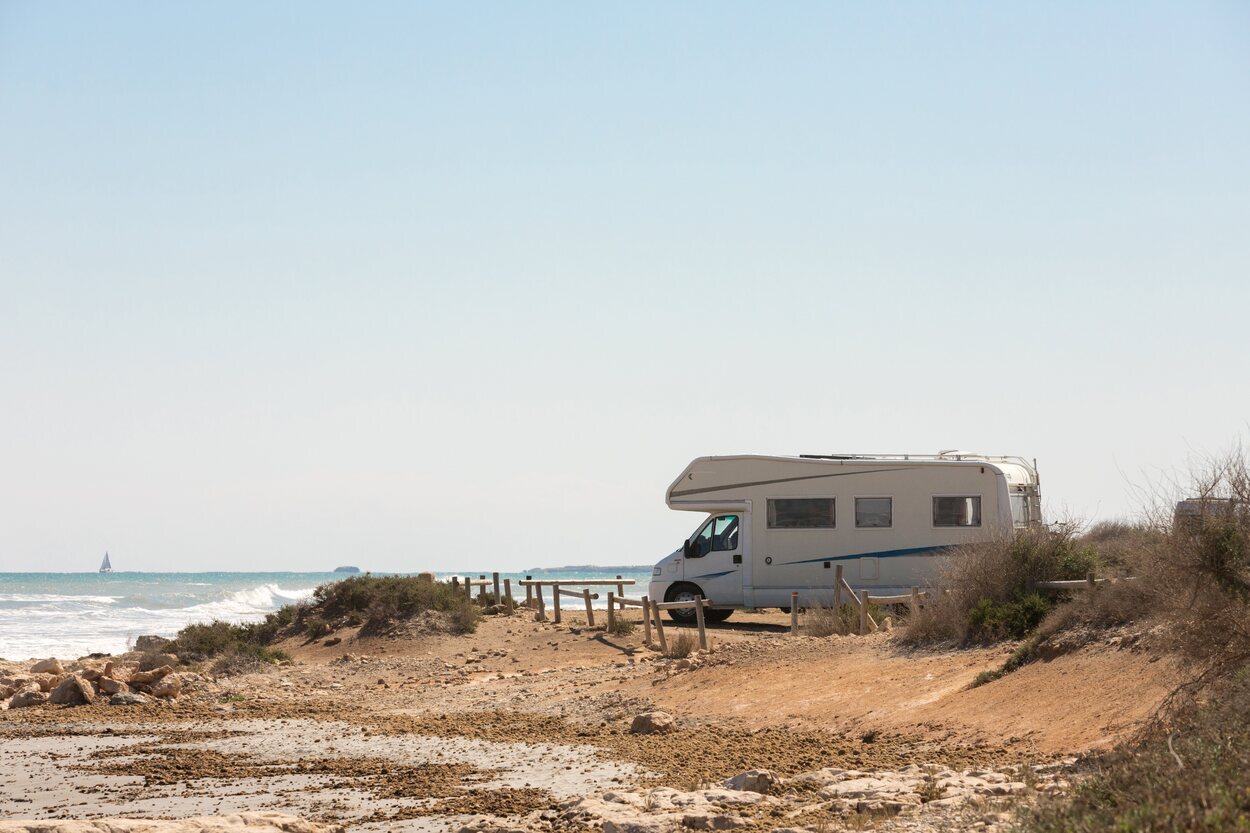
[210,645,291,677]
[903,526,1098,644]
[965,593,1052,642]
[304,617,330,640]
[311,574,480,635]
[1146,449,1250,690]
[170,621,255,661]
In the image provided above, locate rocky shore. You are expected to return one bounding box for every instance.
[0,608,1171,833]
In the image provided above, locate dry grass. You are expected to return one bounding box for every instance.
[803,601,856,636]
[663,630,698,659]
[608,616,636,637]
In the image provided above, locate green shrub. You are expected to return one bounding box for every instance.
[965,593,1052,642]
[312,574,480,635]
[304,617,330,640]
[170,620,254,660]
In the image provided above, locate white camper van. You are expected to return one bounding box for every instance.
[648,453,1042,623]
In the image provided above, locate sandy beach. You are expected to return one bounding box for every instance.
[0,606,1176,833]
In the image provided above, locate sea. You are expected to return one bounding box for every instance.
[0,567,655,661]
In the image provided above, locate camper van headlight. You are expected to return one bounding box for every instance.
[652,566,662,576]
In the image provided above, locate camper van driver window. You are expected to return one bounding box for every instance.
[933,496,982,527]
[767,498,836,529]
[855,497,893,528]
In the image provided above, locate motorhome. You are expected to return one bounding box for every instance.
[648,452,1042,622]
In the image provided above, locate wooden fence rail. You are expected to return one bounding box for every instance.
[1033,574,1137,591]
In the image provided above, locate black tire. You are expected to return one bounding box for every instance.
[664,583,702,624]
[703,608,733,624]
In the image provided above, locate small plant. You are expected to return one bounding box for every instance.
[209,646,290,677]
[664,630,697,659]
[608,617,636,637]
[860,728,879,743]
[304,617,330,640]
[804,602,854,636]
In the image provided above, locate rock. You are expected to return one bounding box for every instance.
[0,812,343,833]
[138,653,180,671]
[129,665,174,685]
[630,711,676,734]
[97,677,129,695]
[29,658,64,675]
[324,637,342,647]
[603,819,679,833]
[134,635,172,652]
[723,770,777,794]
[681,815,750,830]
[31,673,58,692]
[0,685,12,700]
[150,674,182,699]
[8,685,48,708]
[110,692,152,706]
[49,674,95,706]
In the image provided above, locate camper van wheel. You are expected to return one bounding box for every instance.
[703,608,732,624]
[664,584,702,624]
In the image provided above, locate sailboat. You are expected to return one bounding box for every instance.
[99,552,112,573]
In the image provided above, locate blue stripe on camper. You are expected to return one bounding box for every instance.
[779,545,947,566]
[688,570,737,580]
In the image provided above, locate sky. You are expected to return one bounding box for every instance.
[1,2,1247,573]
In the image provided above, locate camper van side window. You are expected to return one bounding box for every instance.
[933,496,982,527]
[855,497,892,528]
[767,498,835,529]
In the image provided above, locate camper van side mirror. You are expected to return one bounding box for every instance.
[682,539,692,558]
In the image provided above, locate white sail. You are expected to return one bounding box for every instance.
[99,552,112,573]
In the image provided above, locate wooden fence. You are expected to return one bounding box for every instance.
[517,577,636,626]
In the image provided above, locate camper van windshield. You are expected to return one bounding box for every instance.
[689,515,739,557]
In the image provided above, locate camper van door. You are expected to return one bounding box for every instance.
[682,513,746,606]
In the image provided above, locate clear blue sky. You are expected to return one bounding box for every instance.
[1,2,1247,572]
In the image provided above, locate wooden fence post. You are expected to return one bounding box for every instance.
[909,586,920,617]
[525,576,533,609]
[504,578,514,611]
[694,595,708,651]
[858,590,870,634]
[493,572,501,606]
[641,595,652,647]
[465,577,473,603]
[607,593,616,631]
[834,565,843,607]
[1087,571,1097,590]
[790,592,799,635]
[651,599,668,654]
[583,589,596,628]
[535,584,546,621]
[479,575,487,606]
[452,576,460,591]
[552,583,562,624]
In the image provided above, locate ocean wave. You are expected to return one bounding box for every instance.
[0,594,120,604]
[0,582,319,661]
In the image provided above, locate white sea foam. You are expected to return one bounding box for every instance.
[0,580,318,662]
